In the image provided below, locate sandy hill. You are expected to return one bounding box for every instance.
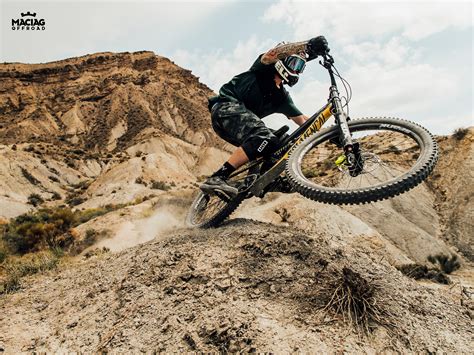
[0,52,473,352]
[0,51,230,218]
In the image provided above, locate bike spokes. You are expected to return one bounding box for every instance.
[299,129,423,191]
[187,161,260,227]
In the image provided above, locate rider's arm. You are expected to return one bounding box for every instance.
[261,36,329,64]
[289,114,308,126]
[261,41,308,64]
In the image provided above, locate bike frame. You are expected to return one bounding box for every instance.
[229,54,354,197]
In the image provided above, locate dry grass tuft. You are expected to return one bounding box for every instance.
[0,250,60,294]
[320,267,395,334]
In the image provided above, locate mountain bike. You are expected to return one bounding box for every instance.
[186,53,439,228]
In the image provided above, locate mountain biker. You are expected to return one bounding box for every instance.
[200,36,330,198]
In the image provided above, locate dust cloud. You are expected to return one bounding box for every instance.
[94,204,185,252]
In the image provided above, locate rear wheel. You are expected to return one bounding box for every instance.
[286,117,438,204]
[186,163,259,228]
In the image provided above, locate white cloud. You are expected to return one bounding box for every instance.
[173,35,275,91]
[262,0,472,44]
[343,37,414,68]
[289,41,465,133]
[261,0,473,134]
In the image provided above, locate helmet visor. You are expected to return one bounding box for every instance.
[285,56,306,74]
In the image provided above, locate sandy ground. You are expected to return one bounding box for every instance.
[1,212,473,352]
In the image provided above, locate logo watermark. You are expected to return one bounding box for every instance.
[12,12,46,31]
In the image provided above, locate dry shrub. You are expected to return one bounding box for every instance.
[0,250,60,294]
[320,267,394,333]
[71,180,91,191]
[397,264,450,284]
[67,197,86,207]
[397,253,460,285]
[135,176,146,185]
[83,246,110,259]
[51,191,62,200]
[151,180,170,190]
[452,127,468,141]
[21,168,40,185]
[28,193,44,207]
[427,253,460,274]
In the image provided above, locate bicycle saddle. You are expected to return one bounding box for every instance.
[273,125,290,138]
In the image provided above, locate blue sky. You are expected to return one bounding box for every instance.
[1,0,473,134]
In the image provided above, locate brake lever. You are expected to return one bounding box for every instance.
[319,53,334,69]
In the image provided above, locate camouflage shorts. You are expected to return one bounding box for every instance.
[211,101,278,160]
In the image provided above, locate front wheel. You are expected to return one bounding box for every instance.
[286,117,438,204]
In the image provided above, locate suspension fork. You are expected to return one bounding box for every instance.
[326,63,362,175]
[328,70,353,150]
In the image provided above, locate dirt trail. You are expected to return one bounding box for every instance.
[1,219,472,353]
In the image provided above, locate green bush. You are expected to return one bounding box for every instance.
[3,208,75,254]
[1,205,125,256]
[0,248,6,264]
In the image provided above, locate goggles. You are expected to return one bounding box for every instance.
[285,55,306,74]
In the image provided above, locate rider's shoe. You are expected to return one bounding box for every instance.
[200,176,239,198]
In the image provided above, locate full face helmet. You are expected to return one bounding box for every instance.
[275,53,307,87]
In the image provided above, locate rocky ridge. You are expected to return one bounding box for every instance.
[0,51,230,218]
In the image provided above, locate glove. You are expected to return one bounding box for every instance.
[306,36,329,60]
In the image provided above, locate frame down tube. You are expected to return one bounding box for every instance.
[249,103,333,196]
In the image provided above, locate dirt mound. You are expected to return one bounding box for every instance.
[425,128,474,260]
[0,220,471,352]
